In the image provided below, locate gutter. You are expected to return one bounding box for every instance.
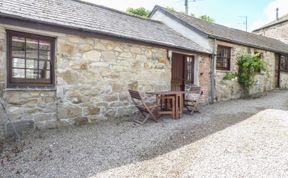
[210,38,217,103]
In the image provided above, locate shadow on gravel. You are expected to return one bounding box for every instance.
[137,112,254,161]
[4,92,288,178]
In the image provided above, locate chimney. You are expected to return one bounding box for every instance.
[276,8,279,20]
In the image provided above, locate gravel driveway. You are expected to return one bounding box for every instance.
[1,90,288,178]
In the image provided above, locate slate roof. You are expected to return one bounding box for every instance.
[151,6,288,54]
[253,14,288,32]
[0,0,210,54]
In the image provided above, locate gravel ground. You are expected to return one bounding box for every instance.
[1,90,288,178]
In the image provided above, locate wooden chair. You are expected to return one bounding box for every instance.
[128,89,158,124]
[184,86,203,114]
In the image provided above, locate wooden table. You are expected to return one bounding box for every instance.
[146,91,185,119]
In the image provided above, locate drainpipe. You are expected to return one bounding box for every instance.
[210,38,217,103]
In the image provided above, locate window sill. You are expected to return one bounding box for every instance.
[5,87,56,91]
[216,69,231,73]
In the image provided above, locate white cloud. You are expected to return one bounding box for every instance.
[251,0,288,31]
[265,0,288,20]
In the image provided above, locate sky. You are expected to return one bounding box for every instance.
[84,0,288,32]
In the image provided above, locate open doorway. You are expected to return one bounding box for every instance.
[171,53,195,91]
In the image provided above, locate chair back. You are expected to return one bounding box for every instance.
[128,89,147,112]
[185,86,203,100]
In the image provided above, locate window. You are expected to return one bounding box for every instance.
[217,45,231,70]
[184,56,194,84]
[7,30,55,87]
[254,50,264,73]
[280,55,288,72]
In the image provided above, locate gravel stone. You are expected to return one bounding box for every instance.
[1,90,288,178]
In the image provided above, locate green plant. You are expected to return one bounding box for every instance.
[221,54,268,97]
[237,54,267,97]
[126,7,150,17]
[223,72,238,80]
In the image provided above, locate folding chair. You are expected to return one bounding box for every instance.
[184,86,203,114]
[128,89,158,124]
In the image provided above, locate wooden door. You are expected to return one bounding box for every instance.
[171,53,195,91]
[172,53,184,91]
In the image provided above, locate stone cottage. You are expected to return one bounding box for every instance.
[0,0,212,138]
[150,6,288,101]
[253,14,288,88]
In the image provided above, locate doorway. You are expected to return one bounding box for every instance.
[171,53,195,91]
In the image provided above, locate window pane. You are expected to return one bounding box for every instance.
[39,40,51,50]
[39,50,50,60]
[12,36,25,48]
[12,69,25,78]
[12,58,25,68]
[45,71,50,79]
[39,70,50,79]
[26,38,38,49]
[26,69,38,79]
[26,49,38,59]
[26,59,38,69]
[12,46,25,58]
[39,60,50,70]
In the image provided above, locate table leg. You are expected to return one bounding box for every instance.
[179,94,183,116]
[156,94,159,118]
[175,94,179,118]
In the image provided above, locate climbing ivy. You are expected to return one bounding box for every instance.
[223,54,268,97]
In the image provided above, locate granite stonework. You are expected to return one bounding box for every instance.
[280,72,288,89]
[56,35,171,122]
[198,55,211,103]
[254,22,288,89]
[215,41,277,101]
[254,21,288,44]
[0,25,174,139]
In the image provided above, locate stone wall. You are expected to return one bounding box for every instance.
[56,34,171,122]
[198,55,211,103]
[0,24,177,138]
[254,23,288,90]
[215,40,277,101]
[280,72,288,88]
[254,22,288,44]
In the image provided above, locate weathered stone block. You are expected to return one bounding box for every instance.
[35,120,58,130]
[79,44,92,53]
[88,107,100,115]
[85,50,101,61]
[33,113,56,122]
[58,104,82,119]
[74,117,89,126]
[102,51,116,62]
[128,81,138,90]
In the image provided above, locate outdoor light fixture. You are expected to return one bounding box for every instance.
[167,50,173,61]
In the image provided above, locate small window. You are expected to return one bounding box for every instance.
[7,30,55,87]
[217,45,231,70]
[280,55,288,72]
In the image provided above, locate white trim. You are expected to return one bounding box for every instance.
[150,11,212,52]
[194,55,200,86]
